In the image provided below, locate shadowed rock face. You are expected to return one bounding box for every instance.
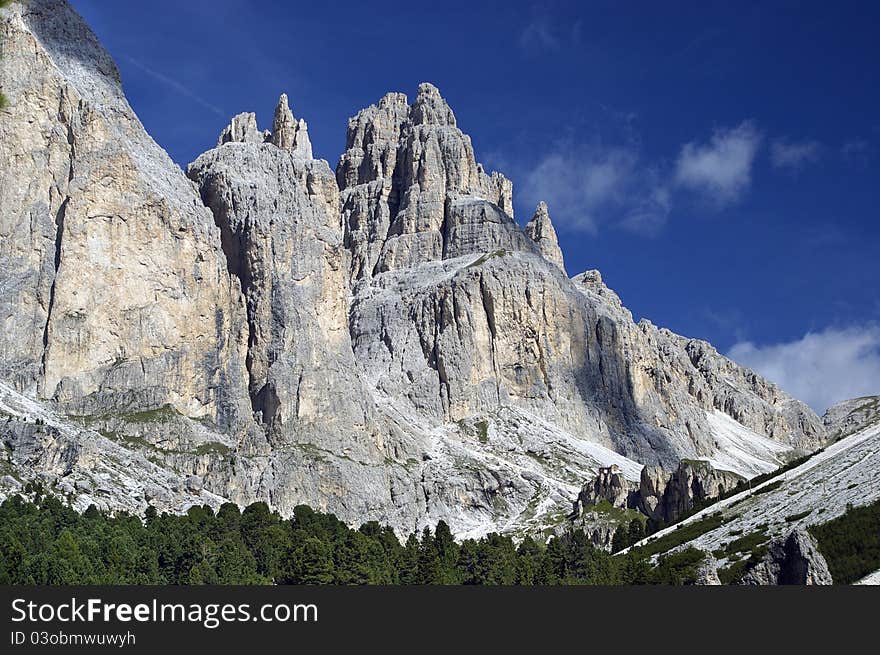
[576,466,635,511]
[741,529,833,585]
[0,0,828,537]
[636,460,744,523]
[572,458,743,536]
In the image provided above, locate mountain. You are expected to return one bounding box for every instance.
[0,0,836,541]
[621,405,880,584]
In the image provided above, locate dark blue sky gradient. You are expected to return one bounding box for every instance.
[70,0,880,354]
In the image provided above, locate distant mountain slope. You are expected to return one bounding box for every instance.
[824,395,880,442]
[624,416,880,584]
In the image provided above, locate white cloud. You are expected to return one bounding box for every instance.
[728,324,880,413]
[520,144,670,235]
[675,122,761,204]
[517,119,800,235]
[770,139,821,171]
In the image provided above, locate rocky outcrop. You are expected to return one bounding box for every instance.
[269,93,312,158]
[337,83,519,283]
[575,465,636,511]
[692,555,722,585]
[574,458,742,526]
[217,112,266,146]
[579,519,620,552]
[525,202,565,272]
[637,460,743,524]
[740,529,833,585]
[824,396,880,442]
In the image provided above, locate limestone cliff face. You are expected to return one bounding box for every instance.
[823,395,880,442]
[186,108,421,526]
[337,83,517,284]
[0,0,831,538]
[575,465,636,510]
[0,0,251,429]
[525,202,565,272]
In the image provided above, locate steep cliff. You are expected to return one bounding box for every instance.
[0,0,252,431]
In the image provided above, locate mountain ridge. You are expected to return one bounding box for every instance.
[0,0,836,541]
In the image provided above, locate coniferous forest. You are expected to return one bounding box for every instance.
[0,487,710,585]
[809,500,880,584]
[3,487,877,585]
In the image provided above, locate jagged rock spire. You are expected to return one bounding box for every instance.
[216,112,264,147]
[411,82,456,126]
[216,94,312,157]
[270,93,312,158]
[525,201,566,272]
[336,82,520,282]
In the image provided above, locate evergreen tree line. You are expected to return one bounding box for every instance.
[0,489,705,585]
[808,499,880,584]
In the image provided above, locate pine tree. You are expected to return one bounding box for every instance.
[628,518,645,545]
[433,520,461,583]
[399,533,421,584]
[416,527,442,584]
[296,537,335,584]
[611,526,629,553]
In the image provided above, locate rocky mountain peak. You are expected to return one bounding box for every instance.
[411,82,457,126]
[337,82,522,282]
[217,112,265,146]
[525,202,566,272]
[215,94,313,158]
[270,93,312,157]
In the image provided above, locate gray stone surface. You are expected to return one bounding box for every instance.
[217,112,265,147]
[740,529,833,585]
[0,0,253,430]
[576,465,635,511]
[636,460,744,524]
[823,395,880,441]
[525,202,565,272]
[337,83,517,283]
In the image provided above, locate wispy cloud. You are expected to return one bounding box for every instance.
[123,56,225,117]
[728,324,880,413]
[674,121,762,205]
[770,138,821,172]
[520,142,670,235]
[516,118,833,236]
[518,14,582,53]
[519,18,561,51]
[841,138,872,165]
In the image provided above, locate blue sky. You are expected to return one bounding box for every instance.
[70,0,880,411]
